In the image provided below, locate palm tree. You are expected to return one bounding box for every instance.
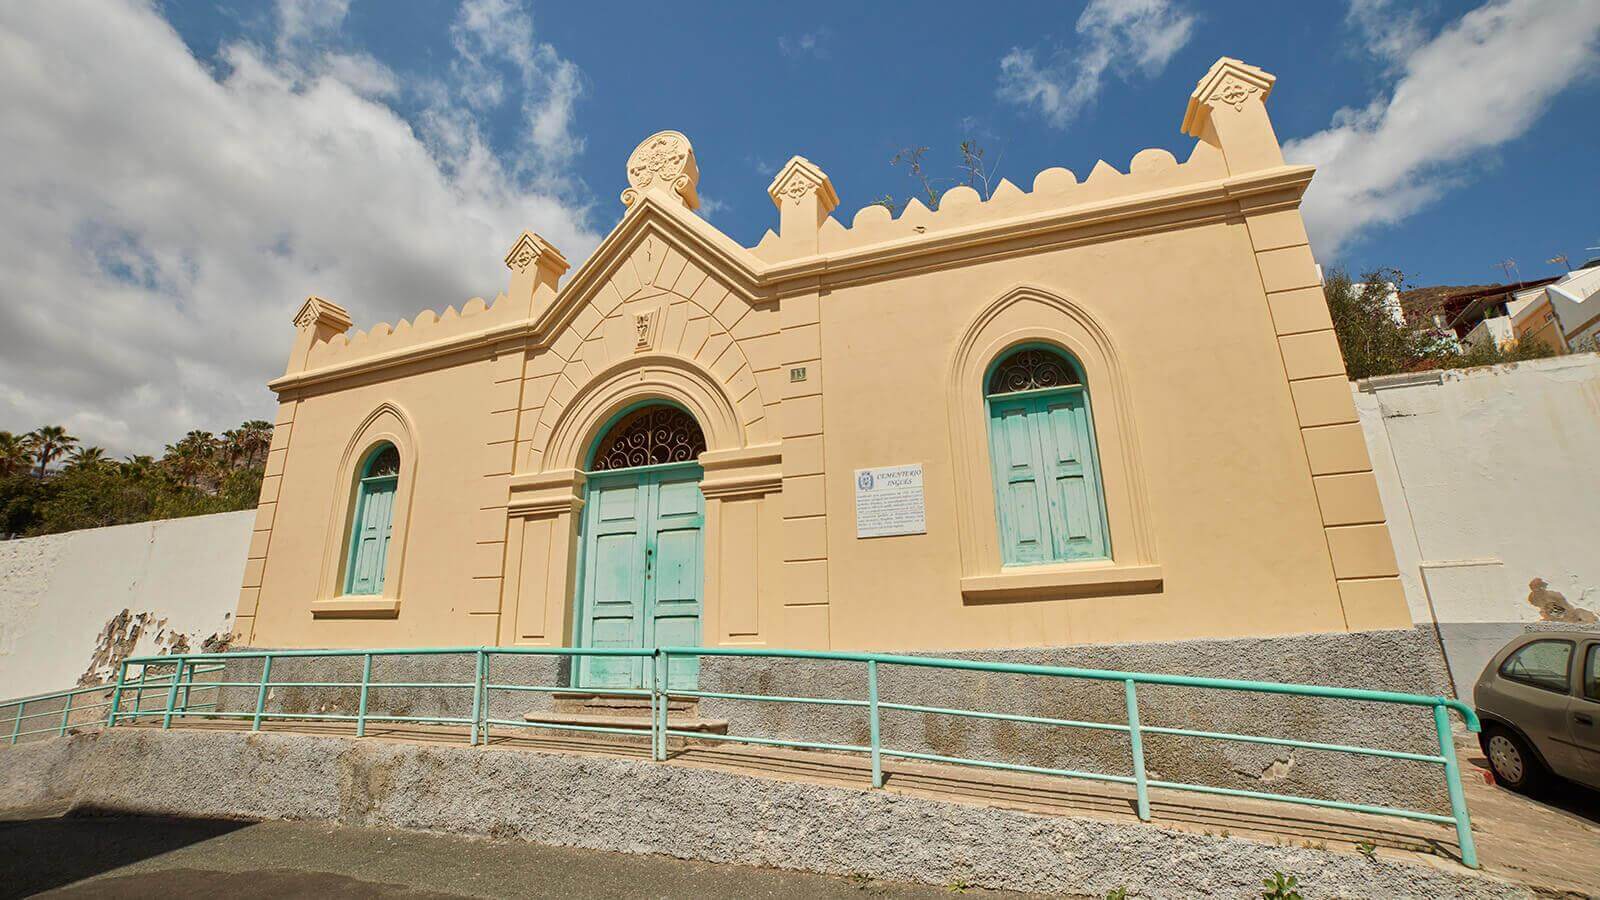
[65,446,108,469]
[0,431,34,478]
[121,454,156,479]
[240,420,274,468]
[163,430,217,489]
[27,425,77,477]
[220,428,246,468]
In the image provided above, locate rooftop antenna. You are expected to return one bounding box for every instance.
[1547,254,1570,272]
[1493,258,1521,283]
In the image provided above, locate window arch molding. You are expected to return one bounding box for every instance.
[315,402,418,613]
[947,285,1159,589]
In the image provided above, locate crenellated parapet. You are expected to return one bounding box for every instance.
[751,141,1230,260]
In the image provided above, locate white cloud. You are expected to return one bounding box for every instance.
[0,0,600,456]
[1286,0,1600,257]
[695,194,729,221]
[779,29,830,60]
[997,0,1196,128]
[449,0,584,174]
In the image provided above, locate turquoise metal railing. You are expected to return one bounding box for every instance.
[3,645,1481,868]
[3,664,225,743]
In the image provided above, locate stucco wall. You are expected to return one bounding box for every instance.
[1356,355,1600,694]
[0,511,252,699]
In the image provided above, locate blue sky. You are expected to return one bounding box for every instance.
[3,0,1599,453]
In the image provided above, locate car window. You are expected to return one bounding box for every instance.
[1499,640,1573,693]
[1586,644,1599,702]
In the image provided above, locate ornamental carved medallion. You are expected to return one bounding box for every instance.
[507,241,536,273]
[590,405,706,471]
[1209,74,1259,111]
[621,131,699,208]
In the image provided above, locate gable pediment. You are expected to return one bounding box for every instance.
[529,193,771,351]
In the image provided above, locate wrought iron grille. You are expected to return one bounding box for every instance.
[591,406,706,471]
[987,348,1080,394]
[367,445,400,477]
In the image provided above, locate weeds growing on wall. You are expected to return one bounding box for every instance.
[0,421,270,537]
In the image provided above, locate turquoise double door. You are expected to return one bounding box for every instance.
[575,464,704,689]
[988,387,1109,565]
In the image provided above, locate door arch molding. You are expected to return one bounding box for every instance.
[540,353,745,475]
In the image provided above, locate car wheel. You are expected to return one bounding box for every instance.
[1482,725,1544,794]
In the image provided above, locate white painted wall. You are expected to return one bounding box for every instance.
[1356,355,1600,695]
[0,511,252,699]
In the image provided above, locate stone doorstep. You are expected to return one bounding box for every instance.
[548,691,697,714]
[523,710,729,734]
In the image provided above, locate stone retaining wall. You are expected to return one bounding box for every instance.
[698,626,1457,814]
[0,729,1523,899]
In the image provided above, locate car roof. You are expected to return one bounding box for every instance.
[1511,629,1600,641]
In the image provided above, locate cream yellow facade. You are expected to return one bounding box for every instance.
[235,57,1411,654]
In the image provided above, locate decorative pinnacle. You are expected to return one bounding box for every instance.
[1182,57,1277,138]
[766,156,840,215]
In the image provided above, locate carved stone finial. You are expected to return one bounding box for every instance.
[1181,57,1277,139]
[503,231,570,280]
[621,130,700,210]
[766,156,840,215]
[292,296,352,333]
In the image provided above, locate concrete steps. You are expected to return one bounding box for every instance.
[526,692,728,741]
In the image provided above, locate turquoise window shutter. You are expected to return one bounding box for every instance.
[986,348,1110,565]
[345,444,400,596]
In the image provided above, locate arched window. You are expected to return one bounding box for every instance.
[986,346,1110,564]
[344,443,400,595]
[589,404,706,471]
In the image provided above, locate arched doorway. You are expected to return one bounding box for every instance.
[574,403,707,689]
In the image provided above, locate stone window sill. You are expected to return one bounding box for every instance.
[960,563,1163,603]
[311,597,401,619]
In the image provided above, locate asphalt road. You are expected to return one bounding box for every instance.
[0,807,1049,899]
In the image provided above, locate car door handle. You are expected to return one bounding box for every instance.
[1577,713,1595,726]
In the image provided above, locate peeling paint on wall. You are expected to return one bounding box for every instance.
[0,511,252,698]
[1528,577,1599,624]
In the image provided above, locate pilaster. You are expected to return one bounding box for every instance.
[1239,192,1409,630]
[776,279,830,648]
[234,397,299,643]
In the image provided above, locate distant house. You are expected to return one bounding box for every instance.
[1398,277,1568,351]
[1508,261,1600,352]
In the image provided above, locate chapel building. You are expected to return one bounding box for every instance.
[234,58,1411,686]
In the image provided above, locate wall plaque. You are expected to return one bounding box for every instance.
[854,464,926,539]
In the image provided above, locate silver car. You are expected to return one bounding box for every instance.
[1473,630,1600,792]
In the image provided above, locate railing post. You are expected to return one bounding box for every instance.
[867,659,883,788]
[648,651,660,762]
[59,692,73,736]
[9,699,22,745]
[655,651,668,761]
[252,655,273,733]
[108,661,127,727]
[132,663,147,722]
[469,650,486,746]
[161,659,186,729]
[179,661,194,714]
[357,653,372,738]
[1125,679,1150,821]
[1434,703,1478,868]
